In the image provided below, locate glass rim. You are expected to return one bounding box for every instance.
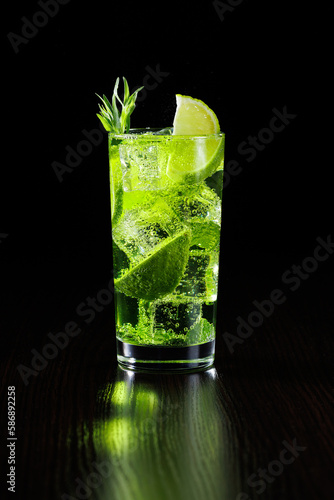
[109,127,225,140]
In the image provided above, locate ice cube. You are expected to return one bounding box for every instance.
[173,250,219,301]
[173,183,221,221]
[153,299,202,335]
[171,183,221,250]
[152,127,173,135]
[138,298,215,345]
[119,140,169,191]
[112,199,184,264]
[187,318,215,344]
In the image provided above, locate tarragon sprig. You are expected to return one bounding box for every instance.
[96,77,144,134]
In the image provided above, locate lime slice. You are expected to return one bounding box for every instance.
[167,134,224,184]
[167,95,224,184]
[114,230,191,301]
[109,140,123,227]
[172,94,220,135]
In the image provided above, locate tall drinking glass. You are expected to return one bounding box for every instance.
[109,128,225,372]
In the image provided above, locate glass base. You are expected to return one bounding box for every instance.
[116,339,215,373]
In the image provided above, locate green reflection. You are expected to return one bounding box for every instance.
[95,372,159,456]
[89,367,234,500]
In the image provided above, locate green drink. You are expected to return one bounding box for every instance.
[98,80,225,371]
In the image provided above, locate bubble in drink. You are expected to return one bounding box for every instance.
[113,199,185,264]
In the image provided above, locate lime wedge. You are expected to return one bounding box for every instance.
[166,134,224,184]
[172,94,220,135]
[114,230,191,301]
[167,94,224,184]
[109,140,124,227]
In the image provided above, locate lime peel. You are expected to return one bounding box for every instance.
[172,94,220,135]
[114,230,191,301]
[167,135,224,185]
[167,94,224,184]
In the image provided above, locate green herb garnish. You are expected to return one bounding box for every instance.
[96,77,143,134]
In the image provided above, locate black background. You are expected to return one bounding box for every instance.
[1,3,334,499]
[1,0,330,339]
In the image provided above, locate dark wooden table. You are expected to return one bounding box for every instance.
[1,240,334,500]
